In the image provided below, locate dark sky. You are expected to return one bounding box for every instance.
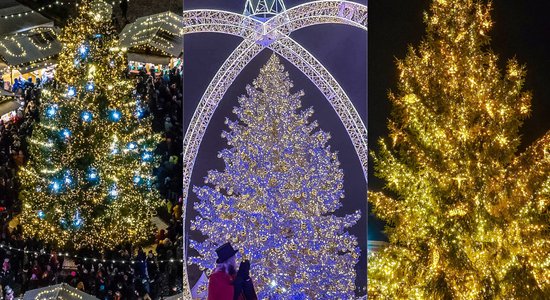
[369,0,550,241]
[183,0,367,290]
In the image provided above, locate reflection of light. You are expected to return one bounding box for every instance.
[127,142,137,150]
[64,177,72,184]
[38,210,45,219]
[133,175,141,184]
[270,280,277,288]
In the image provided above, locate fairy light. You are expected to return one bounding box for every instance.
[368,0,550,298]
[190,56,360,299]
[18,0,163,250]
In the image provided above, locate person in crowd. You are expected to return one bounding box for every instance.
[207,243,257,300]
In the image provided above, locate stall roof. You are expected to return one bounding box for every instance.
[120,11,183,58]
[23,283,99,300]
[0,0,54,36]
[0,28,61,66]
[0,98,20,117]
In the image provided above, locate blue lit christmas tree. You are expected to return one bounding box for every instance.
[19,0,162,249]
[190,55,360,299]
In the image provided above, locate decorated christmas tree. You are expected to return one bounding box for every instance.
[19,0,163,249]
[190,55,361,299]
[368,0,550,298]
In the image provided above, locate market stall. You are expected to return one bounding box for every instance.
[23,283,99,300]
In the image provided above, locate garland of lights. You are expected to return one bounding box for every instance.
[0,243,184,264]
[367,0,550,298]
[0,0,133,19]
[181,0,368,298]
[18,0,163,250]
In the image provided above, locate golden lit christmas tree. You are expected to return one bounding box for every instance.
[368,0,550,298]
[19,0,162,249]
[190,55,360,299]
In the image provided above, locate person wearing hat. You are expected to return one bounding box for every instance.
[207,242,257,300]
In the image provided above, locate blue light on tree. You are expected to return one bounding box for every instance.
[86,82,95,92]
[72,210,83,229]
[81,111,93,122]
[79,44,89,58]
[135,107,145,119]
[67,86,77,97]
[50,180,61,193]
[60,129,71,139]
[87,168,99,182]
[108,184,119,199]
[37,210,46,220]
[142,151,153,162]
[46,105,58,118]
[126,142,138,151]
[109,109,122,122]
[133,175,142,184]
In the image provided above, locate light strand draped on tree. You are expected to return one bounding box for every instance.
[190,55,360,299]
[19,0,163,249]
[368,0,550,299]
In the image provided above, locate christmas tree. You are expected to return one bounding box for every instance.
[190,55,361,299]
[368,0,550,298]
[19,0,163,249]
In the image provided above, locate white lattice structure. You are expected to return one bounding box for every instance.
[181,1,367,298]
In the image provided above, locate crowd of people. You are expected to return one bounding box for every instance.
[0,66,186,299]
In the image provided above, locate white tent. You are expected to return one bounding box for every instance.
[0,28,61,66]
[23,283,99,300]
[0,1,61,67]
[120,11,183,58]
[0,0,54,36]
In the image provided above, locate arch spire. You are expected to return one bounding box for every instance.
[244,0,287,19]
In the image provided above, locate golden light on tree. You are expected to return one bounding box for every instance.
[19,0,162,250]
[368,0,550,298]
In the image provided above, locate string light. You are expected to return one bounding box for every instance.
[368,0,550,298]
[190,56,360,299]
[19,0,163,250]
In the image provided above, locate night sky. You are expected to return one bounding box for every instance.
[183,0,367,290]
[369,0,550,241]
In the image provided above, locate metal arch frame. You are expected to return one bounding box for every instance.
[181,1,367,298]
